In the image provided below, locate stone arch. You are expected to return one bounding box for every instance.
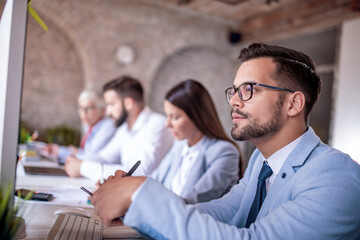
[22,13,83,133]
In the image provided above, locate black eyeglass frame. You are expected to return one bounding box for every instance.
[225,82,295,103]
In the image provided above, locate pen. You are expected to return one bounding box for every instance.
[80,186,93,196]
[80,160,141,196]
[125,160,141,176]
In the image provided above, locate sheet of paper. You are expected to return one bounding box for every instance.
[16,162,97,207]
[16,184,96,207]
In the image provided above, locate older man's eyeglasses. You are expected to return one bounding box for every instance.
[78,106,96,114]
[225,82,294,103]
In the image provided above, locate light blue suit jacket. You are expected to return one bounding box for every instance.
[58,117,116,163]
[151,138,239,203]
[125,127,360,240]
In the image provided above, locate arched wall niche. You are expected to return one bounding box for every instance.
[149,46,239,140]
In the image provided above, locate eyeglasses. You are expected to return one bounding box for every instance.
[78,106,97,114]
[225,82,294,103]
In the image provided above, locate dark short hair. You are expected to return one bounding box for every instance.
[102,76,143,103]
[239,43,321,123]
[165,79,239,149]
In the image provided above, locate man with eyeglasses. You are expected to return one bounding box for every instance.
[90,43,360,239]
[42,90,116,165]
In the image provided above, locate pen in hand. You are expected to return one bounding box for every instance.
[80,160,142,196]
[125,160,141,177]
[80,186,93,196]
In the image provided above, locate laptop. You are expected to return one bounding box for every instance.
[23,164,68,176]
[20,142,68,176]
[21,154,67,176]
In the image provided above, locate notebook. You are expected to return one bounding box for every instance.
[21,159,68,176]
[23,165,68,176]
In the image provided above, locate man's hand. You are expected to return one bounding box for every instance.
[68,145,79,155]
[64,156,82,177]
[41,144,59,158]
[95,170,127,188]
[91,176,146,227]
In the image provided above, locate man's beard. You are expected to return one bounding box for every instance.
[115,108,128,127]
[231,95,284,141]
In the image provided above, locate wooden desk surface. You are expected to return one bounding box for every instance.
[16,162,143,239]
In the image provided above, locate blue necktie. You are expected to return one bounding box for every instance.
[245,162,273,228]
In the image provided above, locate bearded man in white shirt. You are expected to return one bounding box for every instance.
[65,76,174,182]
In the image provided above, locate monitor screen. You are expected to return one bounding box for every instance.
[0,0,27,196]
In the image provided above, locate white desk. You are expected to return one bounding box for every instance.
[16,162,143,239]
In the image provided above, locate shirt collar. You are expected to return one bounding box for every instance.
[89,117,106,133]
[181,136,207,157]
[126,106,151,133]
[264,131,307,176]
[83,117,105,135]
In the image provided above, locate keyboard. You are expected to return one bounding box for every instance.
[46,213,103,240]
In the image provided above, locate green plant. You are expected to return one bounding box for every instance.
[19,125,31,144]
[0,184,32,239]
[45,124,80,147]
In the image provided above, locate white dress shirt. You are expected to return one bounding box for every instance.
[264,132,305,192]
[58,117,116,162]
[80,107,174,182]
[170,137,206,196]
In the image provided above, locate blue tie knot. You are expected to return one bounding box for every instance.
[258,162,273,181]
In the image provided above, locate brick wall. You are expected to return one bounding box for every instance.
[21,0,249,160]
[22,13,83,133]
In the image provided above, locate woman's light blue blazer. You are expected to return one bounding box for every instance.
[151,137,240,203]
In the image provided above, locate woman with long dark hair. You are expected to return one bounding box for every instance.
[152,79,241,203]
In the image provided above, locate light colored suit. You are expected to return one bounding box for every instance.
[151,138,240,203]
[58,117,116,163]
[124,127,360,240]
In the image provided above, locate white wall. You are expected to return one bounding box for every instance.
[332,17,360,163]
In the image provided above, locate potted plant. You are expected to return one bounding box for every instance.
[45,124,80,147]
[0,184,32,239]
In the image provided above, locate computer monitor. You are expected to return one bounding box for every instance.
[0,0,27,200]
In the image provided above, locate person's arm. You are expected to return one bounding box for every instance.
[79,161,125,182]
[126,178,247,239]
[124,168,360,240]
[183,141,239,203]
[81,126,170,181]
[76,129,123,181]
[41,143,60,157]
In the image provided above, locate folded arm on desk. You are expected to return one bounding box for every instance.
[124,177,360,240]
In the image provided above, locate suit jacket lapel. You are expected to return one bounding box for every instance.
[230,151,263,227]
[258,127,321,218]
[231,127,321,227]
[181,138,213,195]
